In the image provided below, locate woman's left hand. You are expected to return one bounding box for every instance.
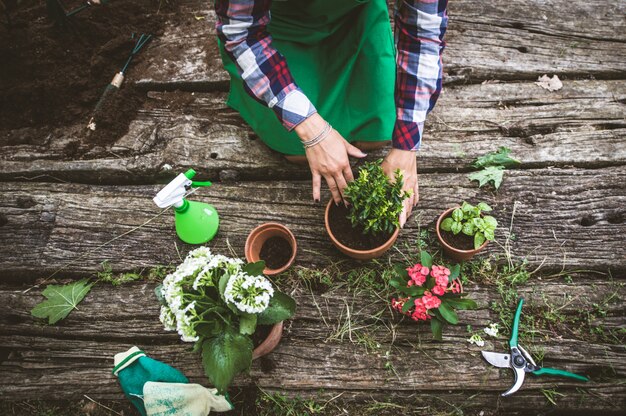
[382,148,419,228]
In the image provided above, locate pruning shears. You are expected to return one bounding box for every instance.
[481,298,589,396]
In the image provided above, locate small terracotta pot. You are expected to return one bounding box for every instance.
[436,206,489,262]
[324,199,399,260]
[252,322,283,360]
[245,222,297,275]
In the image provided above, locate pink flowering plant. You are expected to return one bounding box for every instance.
[389,251,477,340]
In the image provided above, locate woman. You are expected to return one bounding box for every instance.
[215,0,448,227]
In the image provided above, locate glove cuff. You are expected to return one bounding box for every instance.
[112,346,146,376]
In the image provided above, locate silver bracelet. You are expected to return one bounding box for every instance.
[302,122,332,148]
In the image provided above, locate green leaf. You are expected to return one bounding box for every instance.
[471,147,520,169]
[477,202,492,212]
[239,313,257,335]
[31,279,93,324]
[445,298,478,310]
[201,329,253,394]
[448,264,460,282]
[257,291,296,325]
[461,221,475,236]
[483,215,498,229]
[393,263,409,280]
[484,229,495,241]
[403,286,427,297]
[450,221,462,235]
[438,301,459,325]
[154,284,166,306]
[402,297,415,314]
[474,232,486,249]
[430,317,443,341]
[440,217,453,232]
[468,166,505,190]
[420,251,433,268]
[243,261,266,277]
[452,208,464,222]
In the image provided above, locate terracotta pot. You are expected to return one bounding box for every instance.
[324,199,399,260]
[245,222,297,275]
[252,322,283,360]
[436,206,489,262]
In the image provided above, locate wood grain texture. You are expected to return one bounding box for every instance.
[0,278,624,412]
[133,0,626,87]
[0,166,624,280]
[1,80,624,184]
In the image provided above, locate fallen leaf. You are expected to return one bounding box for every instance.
[31,279,93,324]
[535,74,563,92]
[471,147,520,169]
[468,166,505,189]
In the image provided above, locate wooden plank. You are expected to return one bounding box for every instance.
[0,166,625,281]
[133,0,626,87]
[0,279,623,413]
[1,80,624,184]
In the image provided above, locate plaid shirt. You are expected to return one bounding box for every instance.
[215,0,448,151]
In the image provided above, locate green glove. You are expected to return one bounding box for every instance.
[112,347,189,416]
[144,382,233,415]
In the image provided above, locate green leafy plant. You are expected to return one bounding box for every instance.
[468,147,519,190]
[157,247,296,394]
[31,279,93,324]
[389,251,477,340]
[440,201,498,249]
[344,160,410,235]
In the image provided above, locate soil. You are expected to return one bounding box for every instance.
[440,215,476,250]
[328,202,393,250]
[0,0,175,149]
[259,236,292,270]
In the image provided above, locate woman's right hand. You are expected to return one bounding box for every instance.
[295,114,367,204]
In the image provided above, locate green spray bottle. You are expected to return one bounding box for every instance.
[153,169,219,244]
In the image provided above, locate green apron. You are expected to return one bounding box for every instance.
[218,0,396,156]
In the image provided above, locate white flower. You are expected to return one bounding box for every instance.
[468,334,485,347]
[176,301,199,342]
[159,306,177,331]
[224,272,274,314]
[484,323,499,338]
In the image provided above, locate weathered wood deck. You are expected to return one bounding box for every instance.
[1,0,625,414]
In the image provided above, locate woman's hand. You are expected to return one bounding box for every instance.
[295,114,366,204]
[382,148,419,228]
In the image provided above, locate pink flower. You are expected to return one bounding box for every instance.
[450,280,462,294]
[432,285,446,296]
[407,263,429,287]
[434,273,449,288]
[422,291,442,310]
[391,297,408,314]
[430,265,450,280]
[411,298,430,321]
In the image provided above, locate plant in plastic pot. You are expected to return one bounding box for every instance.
[437,201,498,261]
[155,247,296,394]
[325,160,410,260]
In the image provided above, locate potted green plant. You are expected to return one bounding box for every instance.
[436,201,497,261]
[156,247,296,394]
[325,160,410,260]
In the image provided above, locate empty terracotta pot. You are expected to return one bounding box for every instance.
[436,206,489,262]
[252,322,283,360]
[324,199,399,260]
[245,222,297,275]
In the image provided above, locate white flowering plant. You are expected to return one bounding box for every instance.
[155,247,296,393]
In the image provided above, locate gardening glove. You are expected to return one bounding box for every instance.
[112,346,189,416]
[144,382,233,415]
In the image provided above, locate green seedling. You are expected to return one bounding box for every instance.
[344,160,410,235]
[440,201,498,249]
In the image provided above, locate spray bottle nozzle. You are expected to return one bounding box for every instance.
[153,170,212,209]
